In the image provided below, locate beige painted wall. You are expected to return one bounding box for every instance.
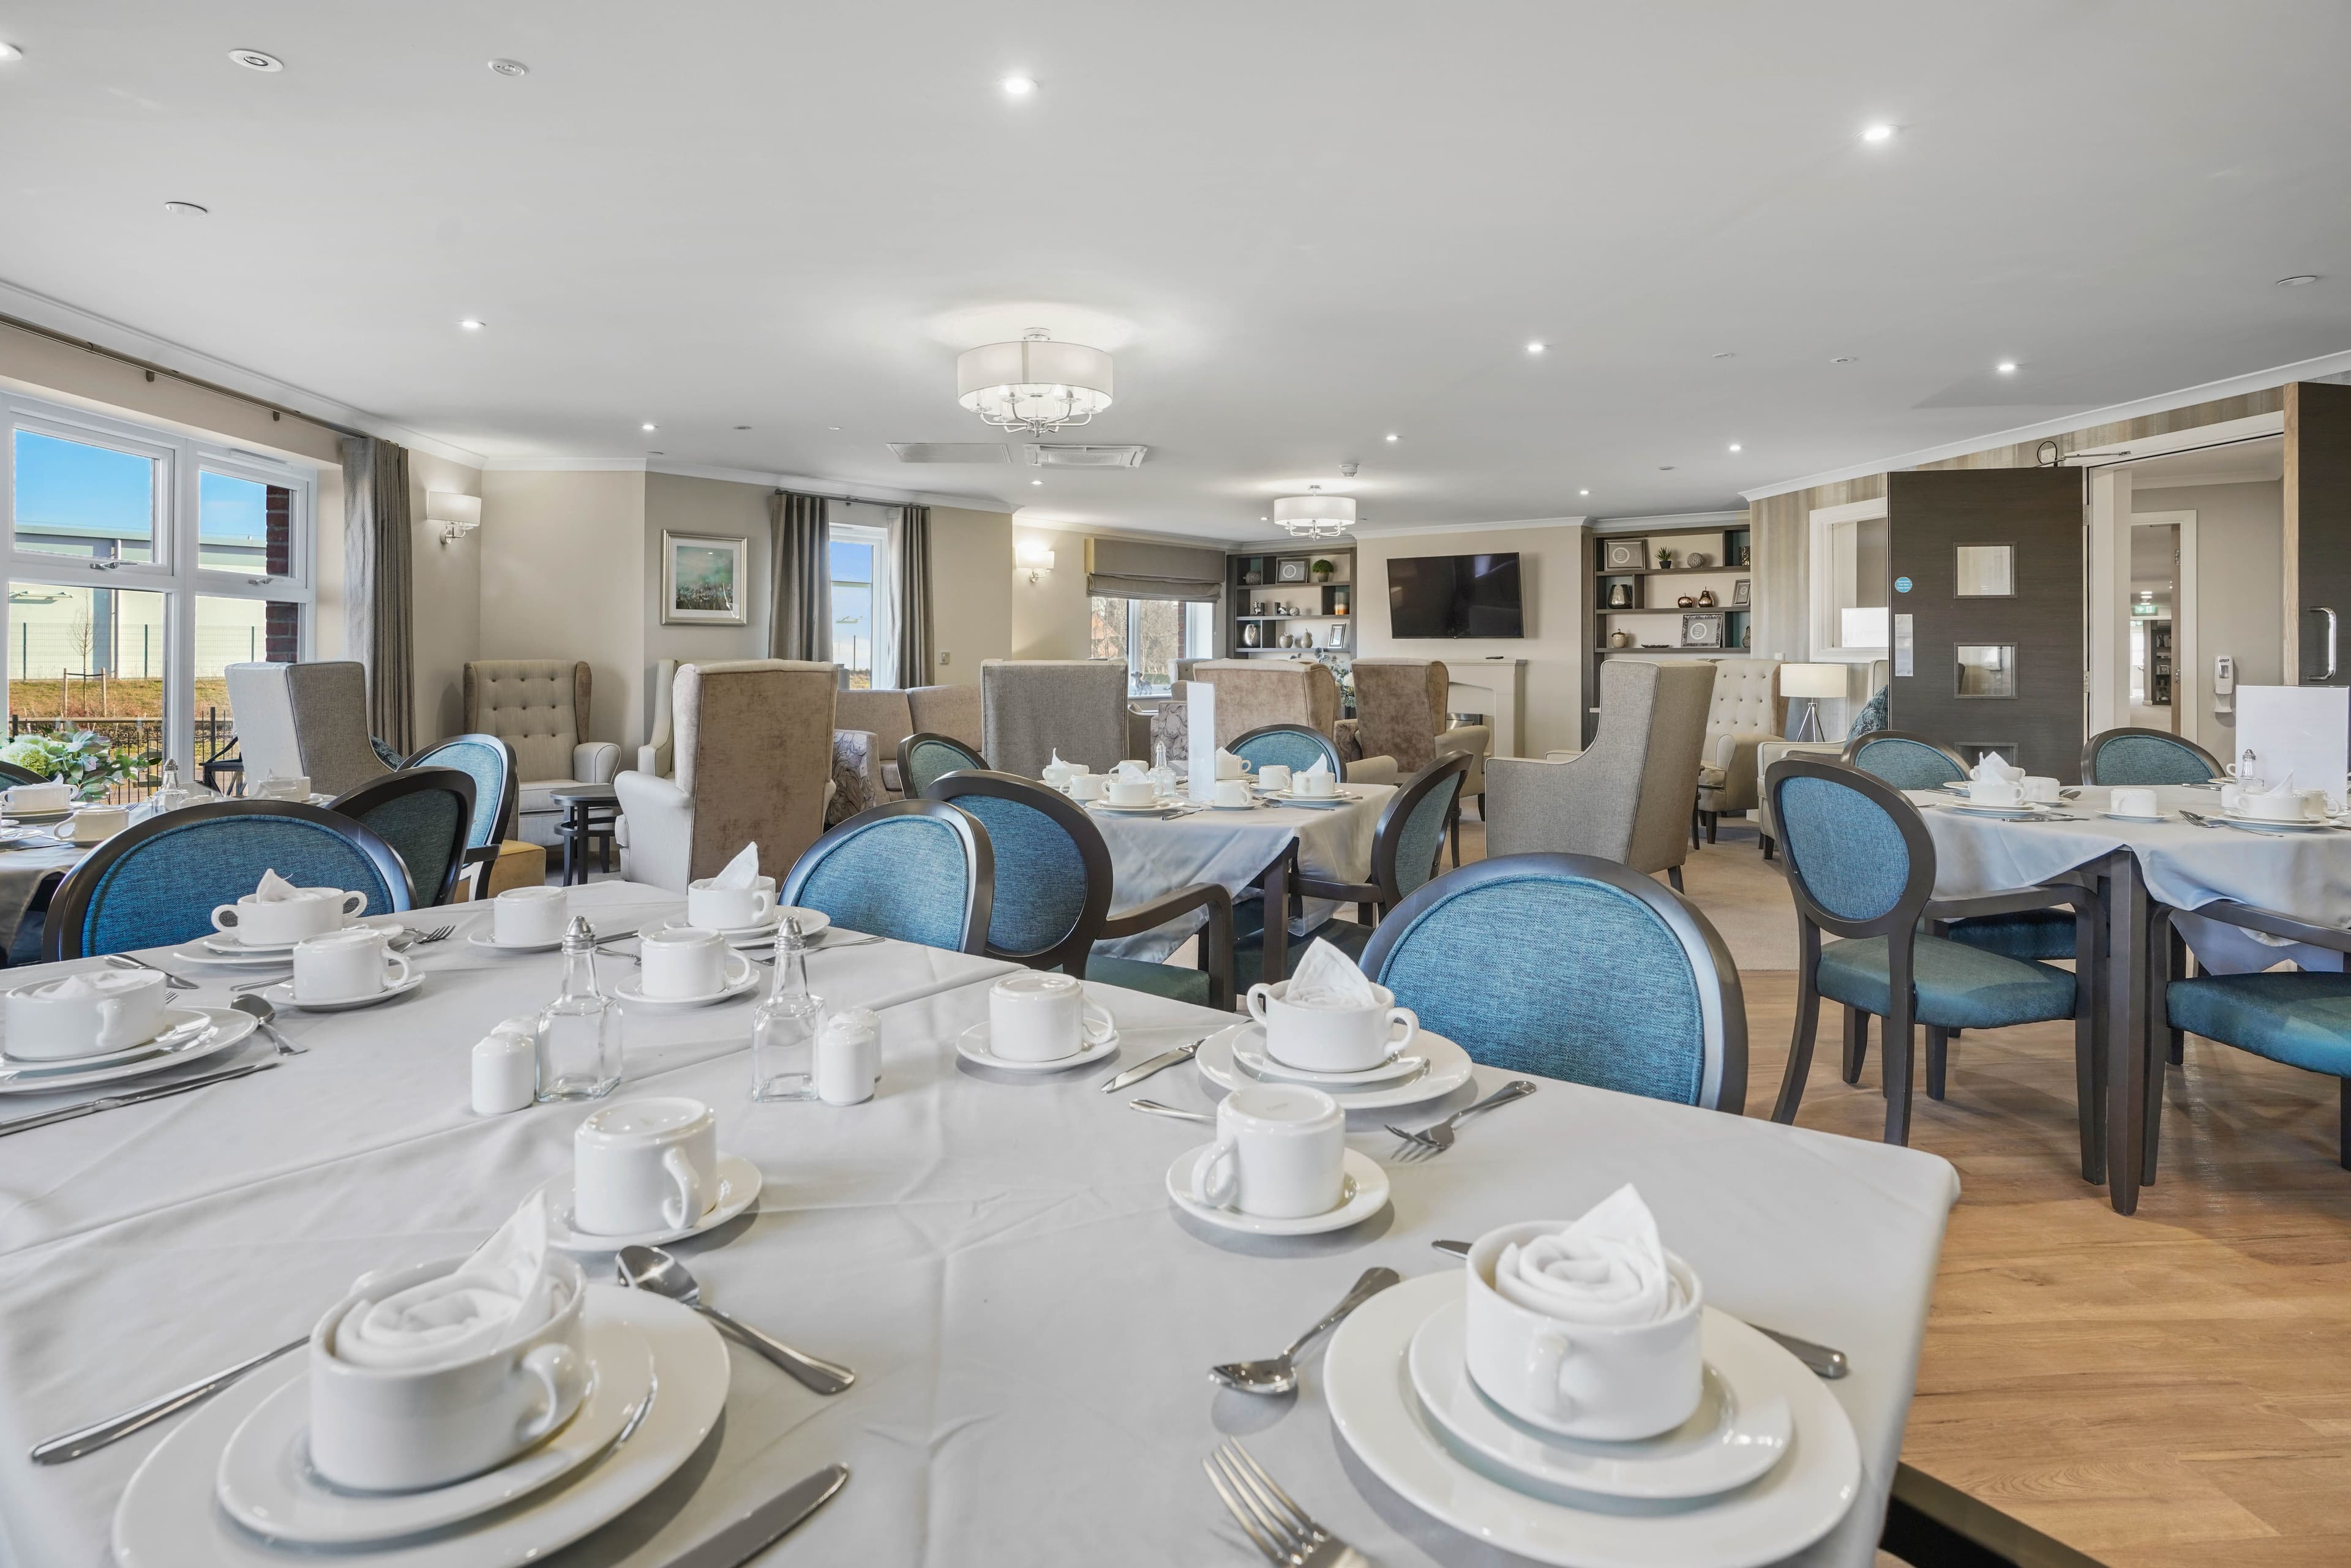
[480,469,648,754]
[1352,525,1586,756]
[928,505,1014,685]
[642,471,772,735]
[2137,480,2284,751]
[409,451,482,745]
[1010,523,1091,659]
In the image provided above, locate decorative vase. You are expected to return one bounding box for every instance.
[1608,583,1632,609]
[1695,588,1717,607]
[1610,630,1633,648]
[1242,622,1260,648]
[1676,594,1696,609]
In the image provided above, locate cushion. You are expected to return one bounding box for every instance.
[2167,972,2351,1078]
[1845,685,1890,741]
[1817,932,2076,1029]
[1946,908,2077,961]
[1086,955,1212,1007]
[1697,764,1728,789]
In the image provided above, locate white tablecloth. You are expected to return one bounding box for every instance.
[1913,785,2351,972]
[0,834,92,954]
[0,920,1955,1568]
[1090,787,1393,961]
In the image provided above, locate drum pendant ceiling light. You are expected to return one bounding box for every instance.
[956,329,1114,433]
[1273,485,1356,538]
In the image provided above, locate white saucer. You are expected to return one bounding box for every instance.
[1325,1275,1859,1568]
[1199,1021,1474,1111]
[954,1020,1122,1073]
[1232,1028,1425,1086]
[2219,812,2334,833]
[2102,811,2168,823]
[1270,790,1354,808]
[465,931,563,955]
[612,960,759,1011]
[1164,1146,1390,1236]
[260,968,426,1013]
[1406,1296,1791,1501]
[1089,798,1173,814]
[0,1008,256,1094]
[113,1287,728,1568]
[1937,801,2045,819]
[539,1154,764,1252]
[653,907,826,947]
[214,1317,656,1547]
[200,921,405,958]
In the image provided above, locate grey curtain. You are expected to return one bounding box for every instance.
[768,490,831,662]
[896,505,933,686]
[339,435,414,753]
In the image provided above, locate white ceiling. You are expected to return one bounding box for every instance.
[2,1,2348,539]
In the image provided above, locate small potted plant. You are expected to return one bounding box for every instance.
[1655,546,1674,570]
[1311,558,1336,582]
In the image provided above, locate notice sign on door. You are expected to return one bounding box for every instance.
[1894,613,1914,678]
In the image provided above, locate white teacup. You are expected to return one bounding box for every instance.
[2021,776,2061,804]
[638,926,743,999]
[1246,978,1418,1074]
[1967,779,2024,807]
[1463,1220,1704,1440]
[1042,760,1086,789]
[2243,790,2315,822]
[249,774,313,802]
[1215,754,1248,780]
[1191,1084,1346,1219]
[1107,777,1157,808]
[572,1096,719,1236]
[1294,770,1338,798]
[292,926,411,1004]
[3,781,70,814]
[1213,778,1253,809]
[307,1253,590,1493]
[3,969,170,1060]
[1258,764,1293,793]
[492,885,570,947]
[1067,773,1109,802]
[212,888,366,947]
[2109,786,2161,819]
[686,875,776,932]
[56,805,129,845]
[986,971,1114,1062]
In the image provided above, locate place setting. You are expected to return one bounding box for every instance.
[0,966,258,1095]
[2181,773,2346,834]
[251,924,422,1013]
[465,884,574,953]
[1930,754,2080,820]
[1194,942,1477,1112]
[956,970,1122,1072]
[1256,757,1358,809]
[528,1095,764,1253]
[1164,1081,1392,1237]
[165,872,394,970]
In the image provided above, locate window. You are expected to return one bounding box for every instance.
[1089,596,1216,698]
[828,517,895,690]
[1809,498,1889,660]
[5,396,313,798]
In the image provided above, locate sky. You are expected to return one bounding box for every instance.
[13,430,267,544]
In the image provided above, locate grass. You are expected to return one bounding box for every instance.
[6,678,231,720]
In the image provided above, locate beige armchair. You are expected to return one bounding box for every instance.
[1347,659,1492,842]
[1146,660,1399,785]
[1693,659,1785,843]
[613,661,838,891]
[980,659,1130,778]
[464,660,622,847]
[833,683,985,811]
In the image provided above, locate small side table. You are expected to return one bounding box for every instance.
[551,786,621,887]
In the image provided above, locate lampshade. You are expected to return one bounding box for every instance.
[1272,490,1357,537]
[1014,541,1056,572]
[956,332,1113,432]
[1780,663,1847,700]
[426,491,481,542]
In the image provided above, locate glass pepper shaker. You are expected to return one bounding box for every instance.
[751,917,825,1101]
[536,916,622,1100]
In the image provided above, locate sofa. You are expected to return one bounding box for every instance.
[1146,660,1400,784]
[463,660,621,849]
[1693,658,1785,842]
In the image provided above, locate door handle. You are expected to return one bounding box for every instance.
[2308,607,2339,683]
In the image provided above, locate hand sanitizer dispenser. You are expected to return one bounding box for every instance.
[2213,656,2235,716]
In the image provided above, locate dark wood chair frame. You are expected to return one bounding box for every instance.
[2169,899,2351,1168]
[927,770,1234,1010]
[1229,722,1343,775]
[2080,726,2224,785]
[44,798,416,961]
[896,732,989,800]
[329,766,479,907]
[782,797,996,958]
[1841,729,1971,780]
[1274,754,1473,941]
[1764,756,2104,1152]
[0,760,47,788]
[404,732,520,898]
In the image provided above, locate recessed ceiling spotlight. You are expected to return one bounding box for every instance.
[2277,274,2321,287]
[1578,489,1590,497]
[229,48,282,72]
[162,201,209,216]
[1659,465,1677,471]
[1728,443,1742,452]
[0,42,23,61]
[489,58,529,77]
[828,426,841,431]
[1526,341,1546,354]
[1996,361,2017,373]
[1861,123,1895,143]
[1001,75,1035,97]
[1031,479,1044,486]
[640,422,656,432]
[1384,433,1399,442]
[458,318,485,331]
[1712,351,1736,359]
[1260,516,1269,522]
[1831,355,1858,364]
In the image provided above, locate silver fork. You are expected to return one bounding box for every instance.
[404,924,457,947]
[1204,1440,1367,1568]
[1387,1078,1536,1158]
[106,954,196,991]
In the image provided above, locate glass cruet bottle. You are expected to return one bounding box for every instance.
[536,916,622,1101]
[751,916,825,1101]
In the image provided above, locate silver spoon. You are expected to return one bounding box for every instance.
[231,992,307,1056]
[615,1245,854,1395]
[1208,1267,1401,1397]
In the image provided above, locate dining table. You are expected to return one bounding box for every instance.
[0,877,1957,1568]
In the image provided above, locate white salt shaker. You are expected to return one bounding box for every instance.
[814,1007,880,1105]
[471,1016,539,1115]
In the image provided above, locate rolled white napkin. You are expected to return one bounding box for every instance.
[1114,760,1148,780]
[34,970,159,1002]
[1493,1185,1685,1326]
[331,1195,562,1370]
[255,868,302,901]
[1300,756,1333,779]
[1968,752,2023,786]
[1284,938,1381,1008]
[710,841,762,890]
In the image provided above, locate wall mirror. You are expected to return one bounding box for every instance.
[1955,643,2015,698]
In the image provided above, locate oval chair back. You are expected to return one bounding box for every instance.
[1842,730,1970,790]
[1230,724,1342,778]
[330,767,477,906]
[0,760,47,788]
[45,800,414,960]
[924,771,1111,974]
[899,732,990,799]
[405,733,517,852]
[1357,853,1745,1110]
[2082,726,2221,786]
[782,799,994,954]
[1766,757,1938,943]
[1373,754,1471,906]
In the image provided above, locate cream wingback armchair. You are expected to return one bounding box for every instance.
[614,661,838,891]
[1346,659,1491,835]
[224,661,394,797]
[1147,661,1400,785]
[463,660,622,848]
[1693,658,1784,843]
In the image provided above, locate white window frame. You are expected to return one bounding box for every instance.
[2,390,317,775]
[829,519,894,688]
[1807,495,1890,662]
[1095,596,1216,699]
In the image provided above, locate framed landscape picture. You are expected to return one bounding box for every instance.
[662,532,748,625]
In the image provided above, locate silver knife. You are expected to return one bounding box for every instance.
[0,1058,280,1139]
[659,1463,849,1568]
[1098,1038,1201,1093]
[1428,1239,1848,1379]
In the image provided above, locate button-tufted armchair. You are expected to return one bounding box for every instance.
[1693,658,1784,844]
[463,660,622,849]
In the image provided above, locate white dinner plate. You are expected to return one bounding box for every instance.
[1269,790,1356,809]
[538,1153,764,1253]
[2101,811,2168,823]
[1231,1026,1425,1086]
[258,968,426,1013]
[1406,1296,1791,1501]
[954,1020,1122,1073]
[1324,1275,1860,1568]
[1934,801,2047,820]
[2219,812,2336,833]
[612,961,759,1011]
[651,907,826,947]
[1198,1021,1475,1111]
[113,1287,727,1568]
[1164,1145,1390,1236]
[166,943,298,971]
[1088,799,1176,814]
[214,1317,656,1547]
[200,921,405,958]
[0,1007,255,1094]
[465,931,564,955]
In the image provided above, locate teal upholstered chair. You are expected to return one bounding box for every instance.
[406,733,518,896]
[782,799,994,954]
[897,732,989,800]
[2083,727,2221,786]
[1842,730,1968,790]
[1358,853,1745,1110]
[1764,757,2101,1151]
[44,800,413,960]
[1230,723,1343,778]
[926,771,1234,1008]
[329,767,477,906]
[2166,901,2351,1170]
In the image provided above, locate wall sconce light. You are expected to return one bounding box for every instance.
[1016,541,1056,583]
[427,491,481,544]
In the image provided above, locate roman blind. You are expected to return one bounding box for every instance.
[1084,537,1225,602]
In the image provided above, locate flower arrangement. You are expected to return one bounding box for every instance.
[0,724,159,801]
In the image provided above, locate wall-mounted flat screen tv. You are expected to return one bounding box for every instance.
[1385,552,1524,639]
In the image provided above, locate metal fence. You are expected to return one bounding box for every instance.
[2,710,234,805]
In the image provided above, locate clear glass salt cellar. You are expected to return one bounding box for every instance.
[751,917,826,1101]
[536,916,622,1101]
[1149,739,1179,800]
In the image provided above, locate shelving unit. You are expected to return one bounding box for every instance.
[1224,547,1355,676]
[1580,520,1754,746]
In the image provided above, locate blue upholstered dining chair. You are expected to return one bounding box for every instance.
[43,800,413,961]
[2082,727,2222,786]
[1357,852,1745,1111]
[896,733,990,800]
[1842,730,1969,790]
[1229,723,1343,778]
[1764,756,2101,1151]
[329,767,478,907]
[782,799,994,954]
[2165,901,2351,1169]
[405,732,518,896]
[926,771,1234,1008]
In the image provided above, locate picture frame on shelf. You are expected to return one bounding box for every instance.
[1679,612,1725,649]
[660,531,748,625]
[1277,558,1309,583]
[1733,579,1751,606]
[1327,621,1349,650]
[1603,538,1647,573]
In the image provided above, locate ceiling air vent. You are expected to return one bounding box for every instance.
[887,442,1011,463]
[1026,444,1149,468]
